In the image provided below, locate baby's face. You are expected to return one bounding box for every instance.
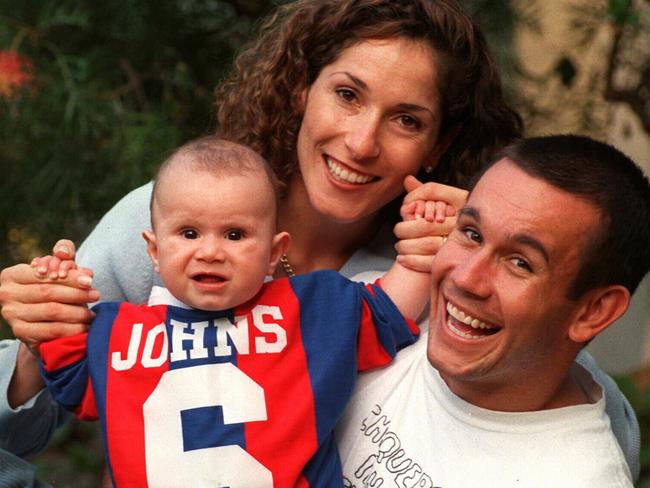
[145,166,285,311]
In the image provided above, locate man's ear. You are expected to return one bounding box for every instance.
[568,285,630,343]
[267,231,291,276]
[142,230,160,273]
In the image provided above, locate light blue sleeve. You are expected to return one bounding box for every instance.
[0,340,69,458]
[577,349,641,481]
[0,447,52,488]
[77,181,162,304]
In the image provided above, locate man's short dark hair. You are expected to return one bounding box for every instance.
[476,134,650,299]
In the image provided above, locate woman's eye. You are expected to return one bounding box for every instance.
[181,229,199,239]
[398,114,420,129]
[226,230,243,241]
[336,88,357,103]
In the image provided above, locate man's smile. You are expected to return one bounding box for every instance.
[445,300,500,340]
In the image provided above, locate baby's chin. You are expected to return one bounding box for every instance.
[182,288,264,312]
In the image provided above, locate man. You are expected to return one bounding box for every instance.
[337,134,650,487]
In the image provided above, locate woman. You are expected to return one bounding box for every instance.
[0,0,638,482]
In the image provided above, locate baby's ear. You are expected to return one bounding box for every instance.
[268,231,291,276]
[142,230,160,272]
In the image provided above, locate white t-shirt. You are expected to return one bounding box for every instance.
[336,325,633,488]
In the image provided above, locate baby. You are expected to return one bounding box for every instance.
[37,136,448,487]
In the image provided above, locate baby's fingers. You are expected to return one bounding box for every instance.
[53,239,77,260]
[31,256,55,278]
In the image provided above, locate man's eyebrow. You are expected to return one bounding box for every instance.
[458,206,550,263]
[458,207,479,220]
[513,234,550,264]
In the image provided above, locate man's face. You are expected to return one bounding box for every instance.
[427,159,601,408]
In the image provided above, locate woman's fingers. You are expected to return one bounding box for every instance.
[0,266,99,316]
[6,301,95,324]
[10,319,89,352]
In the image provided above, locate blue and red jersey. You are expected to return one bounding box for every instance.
[40,270,418,487]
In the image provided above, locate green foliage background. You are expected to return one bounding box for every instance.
[1,0,647,486]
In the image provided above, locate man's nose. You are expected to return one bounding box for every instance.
[450,250,493,299]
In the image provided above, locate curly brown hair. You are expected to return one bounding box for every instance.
[215,0,523,191]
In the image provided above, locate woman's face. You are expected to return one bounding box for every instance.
[296,37,446,224]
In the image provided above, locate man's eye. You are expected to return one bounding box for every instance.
[226,230,243,241]
[463,228,481,243]
[511,257,532,272]
[181,229,199,239]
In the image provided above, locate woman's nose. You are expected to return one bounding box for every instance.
[344,111,381,161]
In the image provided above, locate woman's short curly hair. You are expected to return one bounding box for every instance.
[215,0,523,191]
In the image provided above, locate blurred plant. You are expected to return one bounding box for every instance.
[615,374,650,485]
[0,49,33,98]
[513,0,649,138]
[0,0,279,270]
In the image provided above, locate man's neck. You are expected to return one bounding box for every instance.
[441,357,592,412]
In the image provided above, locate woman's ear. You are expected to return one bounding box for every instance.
[424,126,458,171]
[267,231,291,275]
[568,285,630,343]
[142,230,160,273]
[295,87,309,114]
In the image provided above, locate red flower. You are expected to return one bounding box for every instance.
[0,50,33,98]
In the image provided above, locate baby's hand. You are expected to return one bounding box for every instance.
[31,254,79,280]
[30,239,93,285]
[400,199,455,223]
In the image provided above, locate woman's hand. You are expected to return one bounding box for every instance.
[0,240,99,407]
[0,240,99,352]
[395,176,469,272]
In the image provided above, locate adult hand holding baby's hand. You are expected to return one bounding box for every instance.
[0,239,99,352]
[395,176,468,273]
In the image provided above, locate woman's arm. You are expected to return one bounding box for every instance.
[0,182,157,455]
[77,181,158,303]
[0,340,69,458]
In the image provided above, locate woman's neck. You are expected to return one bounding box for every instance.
[276,175,381,277]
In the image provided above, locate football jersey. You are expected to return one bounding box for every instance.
[40,270,418,488]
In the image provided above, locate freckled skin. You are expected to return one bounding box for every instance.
[295,37,447,225]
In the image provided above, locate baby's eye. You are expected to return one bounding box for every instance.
[181,229,199,240]
[226,230,244,241]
